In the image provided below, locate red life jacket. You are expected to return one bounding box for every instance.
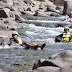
[69,16,72,18]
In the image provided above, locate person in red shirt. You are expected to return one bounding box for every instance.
[59,11,72,22]
[69,11,72,21]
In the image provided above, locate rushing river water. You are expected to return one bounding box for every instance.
[0,15,72,72]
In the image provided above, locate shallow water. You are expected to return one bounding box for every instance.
[0,15,72,72]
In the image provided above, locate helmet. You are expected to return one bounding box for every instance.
[70,11,72,14]
[64,26,69,31]
[12,31,18,35]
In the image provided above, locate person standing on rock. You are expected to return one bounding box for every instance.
[55,26,72,42]
[7,31,46,50]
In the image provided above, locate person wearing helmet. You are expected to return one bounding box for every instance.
[8,31,46,50]
[59,11,72,22]
[55,26,71,42]
[69,11,72,21]
[8,31,22,45]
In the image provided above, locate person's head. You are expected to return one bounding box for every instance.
[64,26,69,33]
[70,11,72,16]
[12,31,18,39]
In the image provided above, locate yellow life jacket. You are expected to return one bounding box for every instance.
[10,37,22,44]
[17,38,22,44]
[62,32,71,42]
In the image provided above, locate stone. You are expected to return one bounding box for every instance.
[61,66,72,72]
[0,8,10,18]
[32,66,60,72]
[2,0,13,6]
[32,50,72,70]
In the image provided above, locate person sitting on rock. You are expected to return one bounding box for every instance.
[8,31,46,50]
[55,26,72,42]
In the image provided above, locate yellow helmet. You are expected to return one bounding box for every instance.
[70,11,72,14]
[64,26,69,30]
[12,31,18,35]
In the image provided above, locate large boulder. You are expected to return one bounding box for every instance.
[0,8,10,18]
[0,31,12,44]
[32,50,72,70]
[3,18,24,30]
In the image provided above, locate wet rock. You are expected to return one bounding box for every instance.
[31,66,60,72]
[50,50,72,60]
[32,50,72,70]
[0,8,10,18]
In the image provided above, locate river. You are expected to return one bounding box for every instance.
[0,15,72,72]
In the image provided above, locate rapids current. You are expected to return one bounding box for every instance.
[0,15,72,72]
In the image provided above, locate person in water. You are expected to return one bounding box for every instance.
[55,26,72,42]
[59,11,72,22]
[8,31,46,50]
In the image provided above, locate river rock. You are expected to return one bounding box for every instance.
[23,0,36,5]
[3,18,19,30]
[31,66,60,72]
[0,19,7,30]
[61,66,72,72]
[0,31,12,44]
[0,8,10,18]
[10,11,22,20]
[33,10,47,16]
[11,0,27,13]
[50,12,60,16]
[2,0,13,6]
[32,50,72,70]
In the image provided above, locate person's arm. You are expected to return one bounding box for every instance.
[55,34,63,42]
[7,38,13,46]
[56,34,63,38]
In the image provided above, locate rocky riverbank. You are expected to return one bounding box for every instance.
[0,0,64,44]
